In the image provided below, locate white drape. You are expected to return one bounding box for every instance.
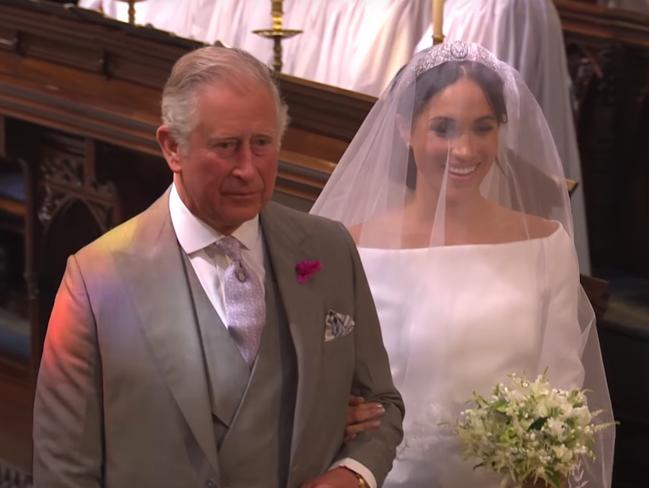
[77,0,431,95]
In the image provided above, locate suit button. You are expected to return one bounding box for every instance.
[206,479,217,488]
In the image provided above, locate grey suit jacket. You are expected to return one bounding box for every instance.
[33,190,404,487]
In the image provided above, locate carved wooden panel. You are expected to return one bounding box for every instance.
[564,37,649,277]
[37,133,116,234]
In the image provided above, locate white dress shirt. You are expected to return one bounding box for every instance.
[169,184,265,328]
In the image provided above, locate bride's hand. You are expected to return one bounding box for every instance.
[345,394,385,441]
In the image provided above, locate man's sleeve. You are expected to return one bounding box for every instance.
[333,224,405,486]
[33,255,104,488]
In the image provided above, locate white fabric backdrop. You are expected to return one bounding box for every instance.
[77,0,431,95]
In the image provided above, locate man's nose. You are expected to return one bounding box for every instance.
[232,144,256,179]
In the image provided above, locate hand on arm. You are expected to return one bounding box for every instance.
[345,395,385,441]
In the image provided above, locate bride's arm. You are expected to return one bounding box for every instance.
[536,226,587,390]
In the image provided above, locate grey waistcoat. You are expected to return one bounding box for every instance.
[184,249,298,488]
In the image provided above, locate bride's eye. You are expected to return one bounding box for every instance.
[474,118,497,135]
[430,119,456,138]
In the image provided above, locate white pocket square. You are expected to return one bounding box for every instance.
[324,309,355,342]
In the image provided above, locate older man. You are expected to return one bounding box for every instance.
[33,47,403,488]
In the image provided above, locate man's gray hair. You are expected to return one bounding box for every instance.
[161,46,289,149]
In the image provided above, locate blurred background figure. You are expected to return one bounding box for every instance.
[601,0,649,14]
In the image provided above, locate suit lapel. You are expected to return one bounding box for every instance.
[114,190,219,475]
[260,202,324,464]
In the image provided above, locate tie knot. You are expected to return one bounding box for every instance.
[214,235,242,261]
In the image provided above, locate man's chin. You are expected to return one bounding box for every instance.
[214,203,266,232]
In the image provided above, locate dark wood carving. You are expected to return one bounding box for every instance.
[559,1,649,278]
[38,135,117,233]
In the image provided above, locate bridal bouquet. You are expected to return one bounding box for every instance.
[456,373,611,488]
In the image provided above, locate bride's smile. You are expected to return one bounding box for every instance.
[445,162,480,177]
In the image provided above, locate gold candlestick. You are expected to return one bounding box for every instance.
[253,0,302,72]
[116,0,146,25]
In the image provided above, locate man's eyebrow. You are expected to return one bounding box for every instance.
[206,136,239,144]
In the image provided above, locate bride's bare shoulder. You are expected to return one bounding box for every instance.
[348,223,363,243]
[491,205,559,240]
[523,213,560,239]
[348,209,405,245]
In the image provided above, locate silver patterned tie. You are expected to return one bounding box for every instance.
[214,236,265,366]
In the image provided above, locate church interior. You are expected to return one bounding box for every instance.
[0,0,647,486]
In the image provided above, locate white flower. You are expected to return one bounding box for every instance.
[546,418,565,437]
[553,445,574,463]
[535,402,549,418]
[572,406,592,426]
[561,403,574,417]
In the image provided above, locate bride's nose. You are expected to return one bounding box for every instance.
[449,133,476,161]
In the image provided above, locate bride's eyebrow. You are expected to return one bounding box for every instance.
[475,115,498,123]
[428,116,454,124]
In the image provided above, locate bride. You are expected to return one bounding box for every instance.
[311,42,614,487]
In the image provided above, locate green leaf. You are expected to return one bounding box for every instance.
[528,417,548,431]
[548,470,562,488]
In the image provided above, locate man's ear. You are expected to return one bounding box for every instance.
[156,125,183,173]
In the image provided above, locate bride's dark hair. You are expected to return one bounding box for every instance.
[399,61,508,188]
[411,60,508,124]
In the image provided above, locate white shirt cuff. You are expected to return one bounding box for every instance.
[330,458,377,488]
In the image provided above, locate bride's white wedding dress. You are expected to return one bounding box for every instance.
[359,224,585,487]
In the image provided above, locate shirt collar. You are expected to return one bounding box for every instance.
[169,183,260,254]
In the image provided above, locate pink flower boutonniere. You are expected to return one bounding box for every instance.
[295,259,321,284]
